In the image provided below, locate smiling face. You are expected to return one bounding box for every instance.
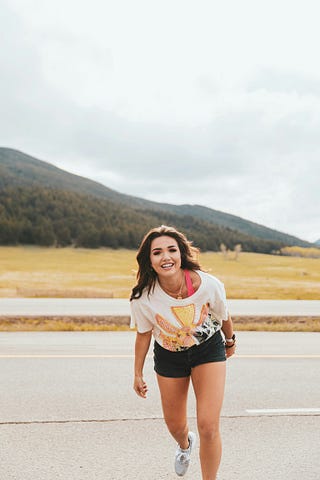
[150,235,182,279]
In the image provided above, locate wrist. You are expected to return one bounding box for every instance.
[225,333,236,349]
[225,333,236,343]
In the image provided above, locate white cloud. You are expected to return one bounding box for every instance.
[0,0,319,242]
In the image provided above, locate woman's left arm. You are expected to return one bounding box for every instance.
[221,314,236,358]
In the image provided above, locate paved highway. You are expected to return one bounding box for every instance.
[0,331,319,479]
[1,298,320,316]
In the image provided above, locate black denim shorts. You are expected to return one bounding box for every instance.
[153,330,226,378]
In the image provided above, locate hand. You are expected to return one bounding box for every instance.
[133,375,148,398]
[225,342,236,358]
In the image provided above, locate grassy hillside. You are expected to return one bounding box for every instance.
[0,147,128,202]
[0,147,315,248]
[165,204,312,246]
[0,185,287,253]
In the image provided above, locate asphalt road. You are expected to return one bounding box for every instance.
[0,331,319,479]
[1,298,320,316]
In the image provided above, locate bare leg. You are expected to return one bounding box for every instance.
[156,374,190,449]
[191,362,226,480]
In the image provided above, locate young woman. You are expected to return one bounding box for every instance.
[130,225,236,479]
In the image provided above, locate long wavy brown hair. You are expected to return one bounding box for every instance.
[130,225,201,300]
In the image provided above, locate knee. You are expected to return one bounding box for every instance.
[165,419,188,438]
[197,420,220,441]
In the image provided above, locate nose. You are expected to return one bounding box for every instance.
[162,250,171,261]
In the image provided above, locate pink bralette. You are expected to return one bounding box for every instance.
[184,269,195,296]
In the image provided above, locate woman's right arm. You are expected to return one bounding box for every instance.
[133,330,152,398]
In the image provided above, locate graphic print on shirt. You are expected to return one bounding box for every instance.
[155,303,221,351]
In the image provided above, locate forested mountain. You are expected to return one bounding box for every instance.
[0,147,315,251]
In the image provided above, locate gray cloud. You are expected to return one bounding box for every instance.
[0,1,319,242]
[247,67,320,97]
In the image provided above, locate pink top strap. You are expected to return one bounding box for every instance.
[184,270,195,297]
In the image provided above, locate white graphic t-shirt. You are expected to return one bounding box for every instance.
[130,270,229,352]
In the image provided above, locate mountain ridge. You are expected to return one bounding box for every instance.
[0,147,315,249]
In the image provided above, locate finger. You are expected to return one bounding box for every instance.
[226,346,236,358]
[135,389,145,398]
[134,384,148,397]
[139,388,147,398]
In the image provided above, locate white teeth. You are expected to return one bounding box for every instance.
[162,263,173,268]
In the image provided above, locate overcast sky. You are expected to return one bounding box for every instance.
[1,0,319,242]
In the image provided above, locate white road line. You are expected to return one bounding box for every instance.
[0,354,319,359]
[0,354,135,358]
[246,408,320,415]
[235,354,320,358]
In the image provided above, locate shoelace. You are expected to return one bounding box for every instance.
[176,452,189,464]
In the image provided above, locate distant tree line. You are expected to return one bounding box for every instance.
[280,246,320,258]
[0,186,286,253]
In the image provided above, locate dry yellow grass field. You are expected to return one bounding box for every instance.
[0,246,319,300]
[201,251,320,300]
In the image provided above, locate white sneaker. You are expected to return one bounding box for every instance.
[174,431,196,476]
